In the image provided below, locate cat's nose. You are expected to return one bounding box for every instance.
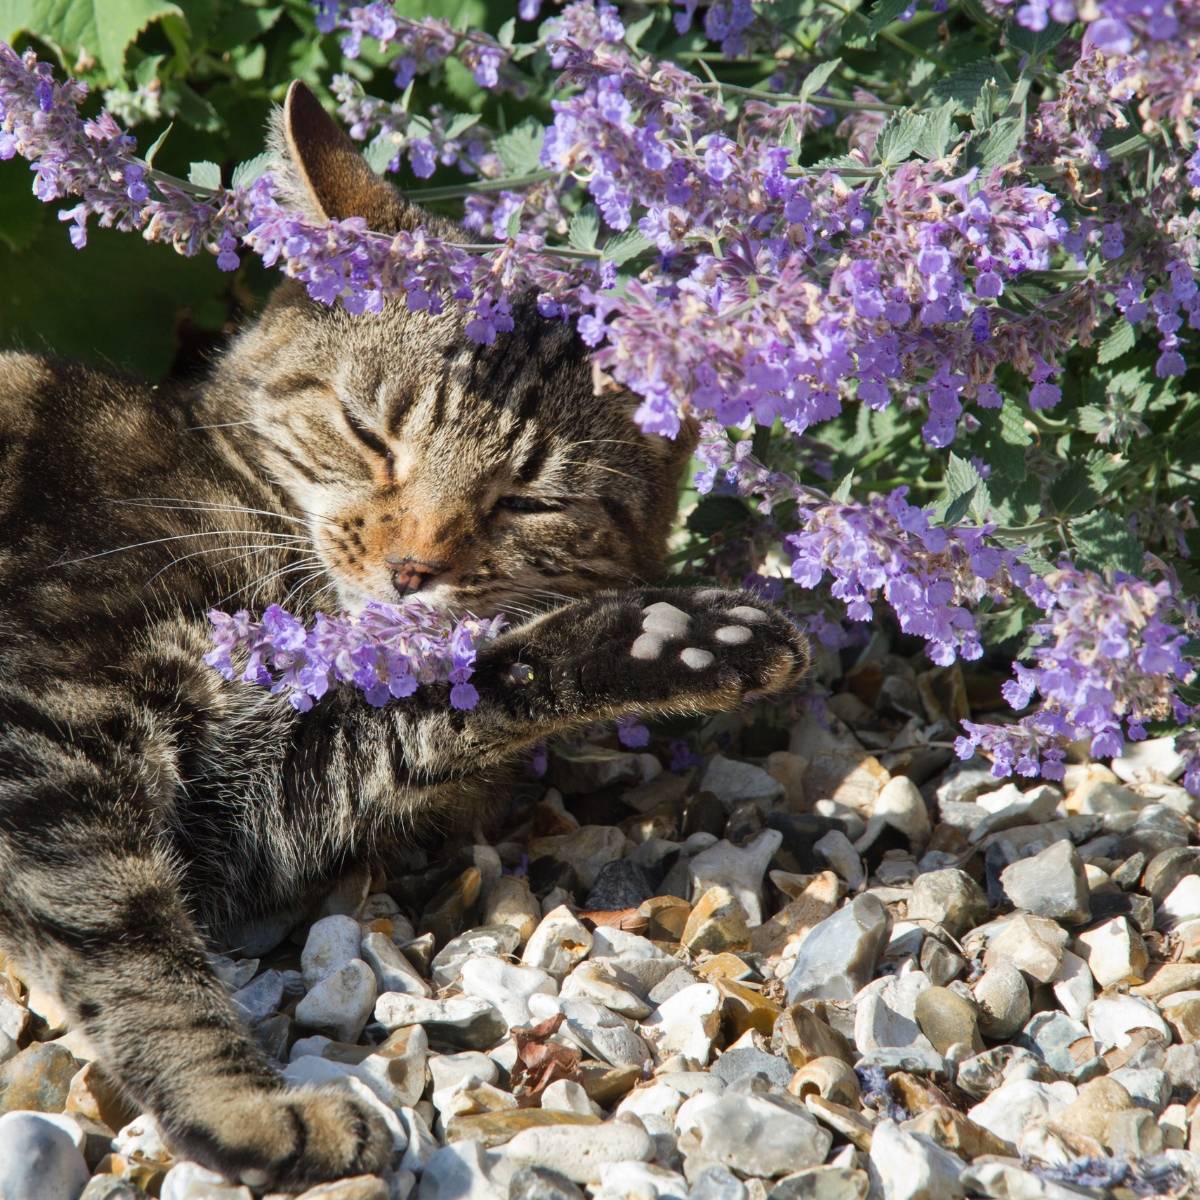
[388,556,446,595]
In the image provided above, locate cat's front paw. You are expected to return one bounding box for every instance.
[169,1086,393,1188]
[505,587,808,719]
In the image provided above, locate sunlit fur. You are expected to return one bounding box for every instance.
[0,85,805,1190]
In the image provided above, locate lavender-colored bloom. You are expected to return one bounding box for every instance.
[206,599,504,712]
[616,716,650,748]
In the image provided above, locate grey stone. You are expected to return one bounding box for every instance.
[294,959,376,1043]
[676,1091,832,1179]
[375,994,507,1049]
[528,994,651,1069]
[80,1179,149,1200]
[967,1078,1077,1145]
[507,1165,586,1200]
[867,1120,965,1200]
[813,831,865,890]
[710,1048,793,1090]
[361,932,432,997]
[1015,1011,1096,1077]
[417,1140,503,1200]
[972,963,1031,1039]
[502,1122,654,1185]
[301,915,362,988]
[689,1166,748,1200]
[688,831,783,927]
[0,1111,89,1200]
[999,840,1090,925]
[700,755,784,810]
[906,870,988,938]
[785,895,891,1003]
[768,1167,869,1200]
[584,859,657,911]
[230,968,291,1023]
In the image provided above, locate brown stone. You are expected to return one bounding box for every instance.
[1102,1026,1165,1071]
[917,664,970,724]
[751,870,839,958]
[1132,963,1200,1002]
[804,1095,874,1151]
[420,867,481,948]
[576,1062,640,1106]
[694,954,754,982]
[766,751,809,810]
[94,1154,166,1195]
[294,1178,390,1200]
[446,1108,599,1148]
[771,1005,855,1069]
[902,1106,1008,1160]
[681,887,750,955]
[913,986,984,1055]
[803,751,890,817]
[0,1042,79,1113]
[1053,1077,1135,1146]
[67,1062,138,1132]
[1165,999,1200,1044]
[888,1072,956,1115]
[716,978,781,1040]
[638,896,691,943]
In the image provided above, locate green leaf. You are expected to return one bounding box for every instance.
[876,112,926,166]
[142,121,173,168]
[187,160,221,189]
[163,79,222,131]
[0,218,230,377]
[800,57,842,102]
[868,0,913,35]
[505,204,523,238]
[496,16,515,46]
[494,118,544,175]
[0,0,184,79]
[602,228,653,265]
[687,495,750,536]
[363,137,396,174]
[624,10,656,51]
[938,452,989,525]
[208,4,282,52]
[831,471,854,502]
[443,112,482,140]
[0,160,46,253]
[1007,17,1069,62]
[929,61,1007,112]
[231,151,273,188]
[567,206,600,253]
[915,102,957,160]
[1097,320,1136,364]
[1070,509,1142,574]
[232,43,265,81]
[999,399,1033,448]
[976,115,1024,172]
[1050,461,1099,516]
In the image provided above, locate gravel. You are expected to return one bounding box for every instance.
[6,658,1200,1200]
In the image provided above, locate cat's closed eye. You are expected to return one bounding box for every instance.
[340,402,395,478]
[494,495,564,514]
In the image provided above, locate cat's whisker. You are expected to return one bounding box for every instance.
[558,460,640,482]
[115,497,329,530]
[54,529,314,567]
[213,559,328,610]
[142,544,316,589]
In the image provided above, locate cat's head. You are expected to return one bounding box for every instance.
[217,82,695,618]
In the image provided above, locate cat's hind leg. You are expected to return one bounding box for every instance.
[0,742,392,1188]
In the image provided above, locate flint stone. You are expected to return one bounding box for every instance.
[906,870,988,938]
[640,983,722,1065]
[1086,994,1170,1052]
[502,1122,653,1185]
[294,959,376,1044]
[0,1110,90,1200]
[160,1162,252,1199]
[767,1166,868,1200]
[528,994,651,1069]
[700,755,784,810]
[375,994,506,1049]
[688,831,782,927]
[0,1043,80,1114]
[459,956,557,1030]
[431,926,522,989]
[998,840,1090,925]
[711,1047,793,1090]
[522,908,593,980]
[867,1119,965,1200]
[301,915,362,988]
[1075,916,1149,988]
[676,1090,832,1179]
[785,895,891,1004]
[360,932,431,998]
[967,1078,1077,1146]
[972,964,1031,1039]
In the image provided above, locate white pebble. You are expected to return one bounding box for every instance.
[300,914,362,988]
[0,1112,89,1200]
[680,647,715,670]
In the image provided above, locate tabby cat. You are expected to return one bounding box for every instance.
[0,82,807,1188]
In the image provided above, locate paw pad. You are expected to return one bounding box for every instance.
[631,633,664,661]
[715,625,752,645]
[641,601,690,638]
[726,605,767,623]
[680,647,715,670]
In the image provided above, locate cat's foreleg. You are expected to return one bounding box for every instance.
[0,774,392,1189]
[383,587,808,774]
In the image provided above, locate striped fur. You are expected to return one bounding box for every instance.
[0,87,808,1188]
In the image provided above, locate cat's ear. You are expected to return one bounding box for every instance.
[278,81,422,231]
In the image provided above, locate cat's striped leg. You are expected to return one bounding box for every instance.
[0,727,392,1188]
